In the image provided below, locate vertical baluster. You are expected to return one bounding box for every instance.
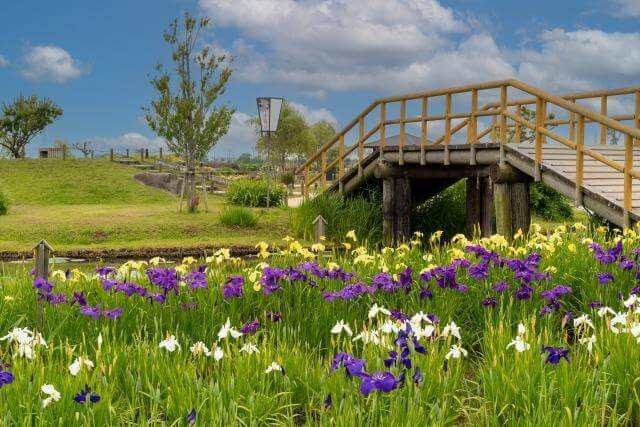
[601,96,608,145]
[499,85,508,165]
[624,132,633,228]
[444,93,451,165]
[321,151,327,191]
[635,91,640,146]
[569,98,576,143]
[541,101,547,145]
[514,104,522,144]
[379,103,386,164]
[575,114,585,206]
[534,98,543,181]
[399,99,406,165]
[303,168,309,200]
[469,89,478,166]
[490,115,497,143]
[420,97,427,165]
[358,117,364,176]
[338,135,345,178]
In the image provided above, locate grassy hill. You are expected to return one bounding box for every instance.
[0,159,173,205]
[0,159,291,254]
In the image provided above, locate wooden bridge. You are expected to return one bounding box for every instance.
[294,79,640,244]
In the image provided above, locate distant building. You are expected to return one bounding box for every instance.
[39,147,66,159]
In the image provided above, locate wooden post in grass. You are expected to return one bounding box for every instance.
[126,149,130,158]
[313,215,327,243]
[110,148,114,161]
[159,147,163,160]
[140,149,144,162]
[201,173,209,212]
[34,240,53,333]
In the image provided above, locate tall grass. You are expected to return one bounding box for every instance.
[0,191,8,215]
[226,178,285,208]
[219,206,259,227]
[291,191,382,243]
[413,179,467,239]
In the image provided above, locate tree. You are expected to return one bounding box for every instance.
[0,95,62,158]
[72,140,94,158]
[249,103,337,170]
[507,106,555,143]
[144,12,234,212]
[607,128,620,145]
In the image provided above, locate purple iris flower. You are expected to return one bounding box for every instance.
[515,284,533,300]
[419,287,433,300]
[596,272,615,286]
[95,266,116,277]
[589,241,623,264]
[186,408,197,425]
[384,350,398,368]
[540,285,572,300]
[373,273,397,293]
[619,257,634,271]
[390,310,410,322]
[79,305,102,319]
[330,352,366,377]
[359,372,399,397]
[146,268,180,295]
[186,270,208,290]
[102,307,123,320]
[147,293,166,304]
[266,311,283,322]
[493,281,510,292]
[42,293,67,306]
[588,300,603,309]
[72,292,87,307]
[73,385,100,404]
[631,286,640,295]
[468,262,490,280]
[398,267,413,292]
[481,297,497,308]
[323,394,332,409]
[0,364,14,388]
[33,277,54,293]
[412,367,424,384]
[222,276,244,299]
[542,346,569,364]
[240,320,260,334]
[322,282,375,302]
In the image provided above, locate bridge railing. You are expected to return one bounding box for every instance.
[295,79,640,225]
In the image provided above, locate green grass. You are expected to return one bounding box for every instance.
[0,159,291,252]
[0,227,639,424]
[219,206,259,228]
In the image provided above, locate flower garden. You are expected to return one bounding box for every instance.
[2,224,640,425]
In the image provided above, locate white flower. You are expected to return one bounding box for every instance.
[378,320,399,335]
[330,320,353,336]
[346,230,357,241]
[629,322,640,341]
[17,343,34,359]
[41,384,61,408]
[265,361,283,374]
[573,314,594,330]
[610,312,628,334]
[217,318,242,340]
[240,343,260,354]
[506,336,531,353]
[368,304,390,319]
[1,327,33,345]
[159,335,181,352]
[517,323,527,336]
[97,333,103,350]
[353,330,380,345]
[213,347,224,361]
[441,322,461,340]
[413,325,436,341]
[579,334,597,353]
[32,332,47,348]
[410,311,433,327]
[624,294,639,309]
[597,306,616,317]
[190,341,212,357]
[445,344,468,359]
[68,356,94,376]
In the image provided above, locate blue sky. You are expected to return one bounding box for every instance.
[1,0,638,157]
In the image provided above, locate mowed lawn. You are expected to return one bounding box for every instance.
[0,159,290,252]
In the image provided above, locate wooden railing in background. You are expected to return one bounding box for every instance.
[295,79,640,226]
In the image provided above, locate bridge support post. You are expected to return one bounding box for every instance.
[383,177,412,246]
[466,176,493,238]
[494,181,530,239]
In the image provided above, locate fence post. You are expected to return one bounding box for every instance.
[110,148,114,161]
[62,144,67,160]
[126,149,130,158]
[159,147,163,160]
[313,215,327,243]
[140,149,144,162]
[145,149,149,159]
[34,240,53,333]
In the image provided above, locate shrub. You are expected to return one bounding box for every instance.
[530,182,573,221]
[226,178,285,207]
[0,191,8,215]
[292,191,382,243]
[219,206,258,227]
[279,172,294,187]
[413,179,467,240]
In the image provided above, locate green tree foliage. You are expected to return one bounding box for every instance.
[530,182,573,221]
[507,106,555,143]
[0,95,62,158]
[145,12,234,211]
[249,103,336,169]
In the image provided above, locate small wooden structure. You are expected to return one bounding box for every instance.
[39,146,67,159]
[295,79,640,244]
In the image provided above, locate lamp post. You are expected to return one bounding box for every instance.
[256,97,284,209]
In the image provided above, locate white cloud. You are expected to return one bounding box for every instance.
[612,0,640,17]
[22,46,83,83]
[0,54,8,68]
[213,112,257,157]
[289,102,338,127]
[517,29,640,92]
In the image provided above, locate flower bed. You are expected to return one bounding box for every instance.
[1,225,640,424]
